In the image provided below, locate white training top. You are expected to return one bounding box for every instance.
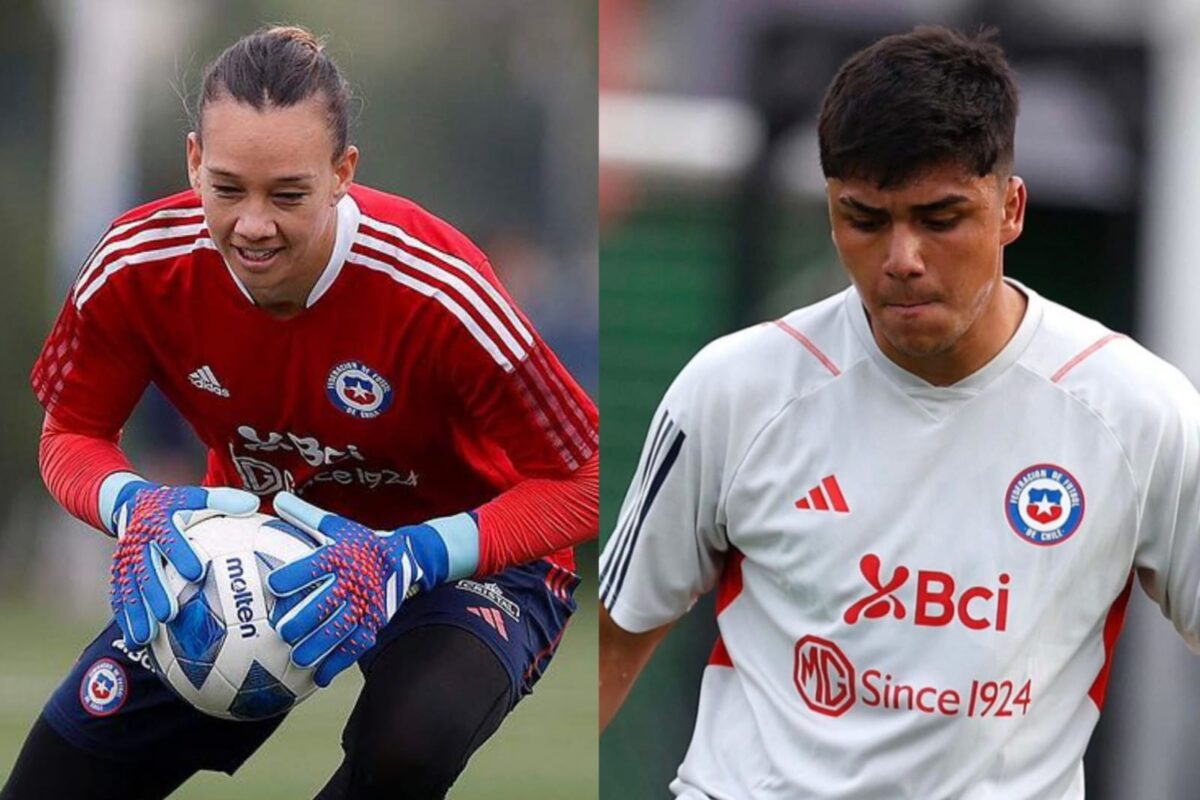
[600,281,1200,799]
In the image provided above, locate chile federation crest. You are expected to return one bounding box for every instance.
[80,658,128,717]
[1005,464,1085,546]
[326,361,393,419]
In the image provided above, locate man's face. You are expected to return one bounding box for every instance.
[186,96,357,314]
[827,163,1025,367]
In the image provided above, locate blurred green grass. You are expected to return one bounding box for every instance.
[0,596,597,799]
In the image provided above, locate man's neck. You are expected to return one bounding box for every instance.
[877,281,1028,386]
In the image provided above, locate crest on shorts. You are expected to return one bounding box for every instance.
[80,658,128,717]
[326,360,393,419]
[1005,464,1085,546]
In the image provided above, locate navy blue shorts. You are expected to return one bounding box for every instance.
[41,560,579,774]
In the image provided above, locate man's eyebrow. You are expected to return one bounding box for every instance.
[838,197,886,215]
[911,194,970,213]
[837,194,971,214]
[207,167,316,183]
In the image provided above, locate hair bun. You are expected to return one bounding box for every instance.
[265,25,323,54]
[197,23,352,154]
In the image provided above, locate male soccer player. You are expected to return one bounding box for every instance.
[600,25,1200,798]
[4,26,596,800]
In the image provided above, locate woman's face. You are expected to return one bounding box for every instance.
[187,94,357,315]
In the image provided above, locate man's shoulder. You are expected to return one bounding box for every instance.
[1023,292,1198,419]
[668,289,861,419]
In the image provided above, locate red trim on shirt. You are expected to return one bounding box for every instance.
[474,452,598,575]
[1088,572,1134,710]
[708,636,733,667]
[39,413,133,533]
[716,549,746,616]
[1051,333,1126,383]
[773,320,841,376]
[707,551,747,668]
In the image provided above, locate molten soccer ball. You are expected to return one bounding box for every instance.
[148,512,320,720]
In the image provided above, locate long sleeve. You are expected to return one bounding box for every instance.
[39,413,134,533]
[434,256,599,573]
[475,451,598,576]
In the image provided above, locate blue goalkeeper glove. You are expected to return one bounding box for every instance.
[102,472,259,648]
[265,491,478,687]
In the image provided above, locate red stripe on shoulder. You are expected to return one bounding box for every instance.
[1051,333,1126,383]
[773,320,841,376]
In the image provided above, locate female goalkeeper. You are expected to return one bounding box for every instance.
[2,25,596,800]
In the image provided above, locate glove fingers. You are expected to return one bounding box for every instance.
[117,606,140,650]
[160,529,205,583]
[204,487,260,517]
[173,508,224,531]
[275,578,337,644]
[313,630,375,688]
[173,488,260,531]
[136,583,159,646]
[274,492,340,539]
[123,569,156,647]
[112,596,135,648]
[290,603,355,669]
[144,545,180,624]
[267,553,329,598]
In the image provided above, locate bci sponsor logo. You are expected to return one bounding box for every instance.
[843,554,1011,632]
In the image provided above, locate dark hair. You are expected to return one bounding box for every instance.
[818,26,1018,188]
[195,25,352,157]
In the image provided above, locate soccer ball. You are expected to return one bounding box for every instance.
[148,512,320,721]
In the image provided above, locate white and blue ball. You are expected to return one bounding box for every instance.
[148,512,319,721]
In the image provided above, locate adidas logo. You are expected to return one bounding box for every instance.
[795,475,850,513]
[188,365,230,398]
[466,606,510,641]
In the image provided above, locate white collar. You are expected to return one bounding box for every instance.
[219,193,361,308]
[845,277,1044,394]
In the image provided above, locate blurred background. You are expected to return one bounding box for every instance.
[600,0,1200,797]
[0,0,596,797]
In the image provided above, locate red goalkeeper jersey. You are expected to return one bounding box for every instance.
[31,185,597,571]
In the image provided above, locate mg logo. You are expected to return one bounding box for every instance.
[794,636,856,717]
